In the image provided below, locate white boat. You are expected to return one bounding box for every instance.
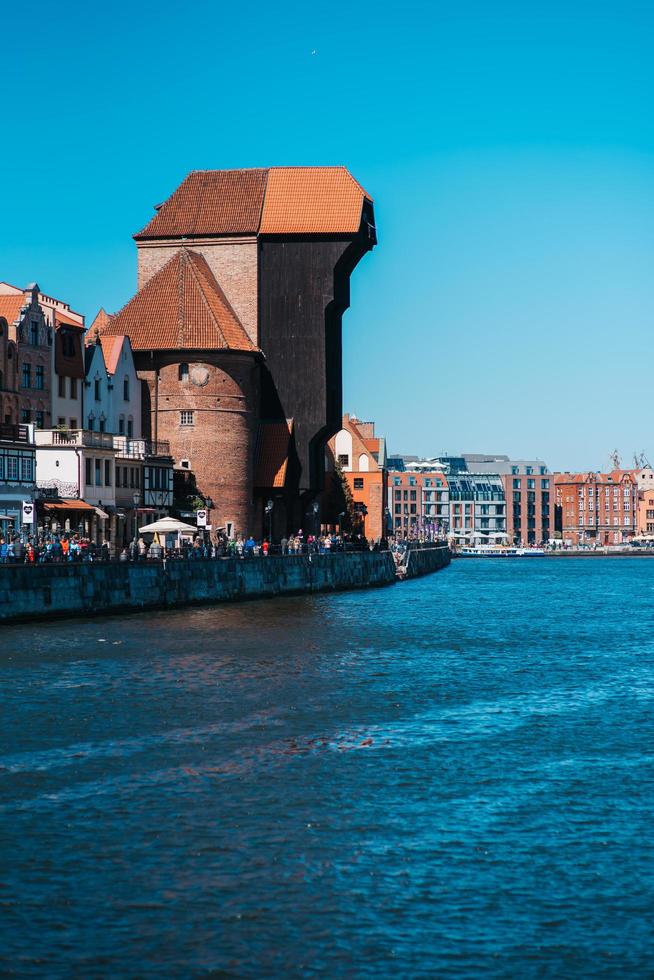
[459,546,546,558]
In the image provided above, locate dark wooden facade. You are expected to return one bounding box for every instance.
[258,211,376,509]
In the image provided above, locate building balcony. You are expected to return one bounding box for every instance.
[35,428,115,450]
[0,422,34,445]
[113,436,172,459]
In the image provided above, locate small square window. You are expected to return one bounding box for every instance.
[180,411,194,426]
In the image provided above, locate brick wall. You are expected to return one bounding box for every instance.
[136,240,259,344]
[139,354,259,537]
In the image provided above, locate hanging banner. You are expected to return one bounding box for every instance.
[196,509,207,528]
[22,500,35,525]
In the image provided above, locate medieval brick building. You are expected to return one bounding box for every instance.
[97,167,376,537]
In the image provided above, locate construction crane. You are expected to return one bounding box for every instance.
[608,449,622,470]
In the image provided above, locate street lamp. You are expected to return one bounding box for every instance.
[265,499,274,542]
[133,491,141,543]
[312,500,319,534]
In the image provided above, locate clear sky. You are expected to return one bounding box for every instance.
[2,0,653,471]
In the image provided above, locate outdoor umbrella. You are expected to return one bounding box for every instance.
[138,517,197,535]
[139,516,198,551]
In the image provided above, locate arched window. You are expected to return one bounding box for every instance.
[118,415,125,435]
[334,430,353,470]
[178,363,189,382]
[127,415,134,438]
[88,413,95,431]
[358,453,370,472]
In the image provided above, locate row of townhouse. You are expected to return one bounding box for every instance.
[0,282,174,549]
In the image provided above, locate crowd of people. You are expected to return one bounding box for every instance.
[0,529,392,564]
[0,533,112,564]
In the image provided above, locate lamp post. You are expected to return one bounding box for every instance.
[265,499,274,543]
[133,490,141,543]
[312,500,319,535]
[205,496,214,543]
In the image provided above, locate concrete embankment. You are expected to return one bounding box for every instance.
[0,546,451,624]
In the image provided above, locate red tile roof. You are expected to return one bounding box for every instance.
[134,167,371,240]
[135,169,268,239]
[0,295,24,324]
[254,420,293,488]
[100,249,259,353]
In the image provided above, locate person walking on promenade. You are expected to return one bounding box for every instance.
[61,536,70,562]
[244,535,256,558]
[101,540,110,562]
[262,539,269,556]
[119,547,129,562]
[0,538,7,564]
[280,535,288,555]
[137,536,148,560]
[13,537,24,564]
[129,537,138,561]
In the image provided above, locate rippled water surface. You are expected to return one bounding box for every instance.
[2,558,654,978]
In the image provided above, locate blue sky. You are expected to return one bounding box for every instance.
[2,0,653,471]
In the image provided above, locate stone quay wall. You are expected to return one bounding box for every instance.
[0,546,451,624]
[0,553,396,624]
[403,545,451,578]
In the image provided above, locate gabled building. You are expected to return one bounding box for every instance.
[0,283,52,430]
[83,338,112,434]
[327,413,388,540]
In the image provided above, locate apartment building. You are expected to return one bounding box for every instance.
[387,469,449,537]
[554,470,638,546]
[447,473,507,547]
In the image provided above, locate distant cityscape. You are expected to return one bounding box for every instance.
[332,413,654,548]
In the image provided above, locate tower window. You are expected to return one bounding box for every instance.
[180,411,194,426]
[179,363,189,382]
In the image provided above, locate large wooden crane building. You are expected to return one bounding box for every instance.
[97,167,376,537]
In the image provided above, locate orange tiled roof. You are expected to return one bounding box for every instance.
[134,167,371,240]
[0,295,24,324]
[260,167,370,234]
[55,310,84,329]
[99,335,124,375]
[254,420,293,488]
[101,249,259,353]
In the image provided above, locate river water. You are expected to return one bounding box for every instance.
[1,558,654,978]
